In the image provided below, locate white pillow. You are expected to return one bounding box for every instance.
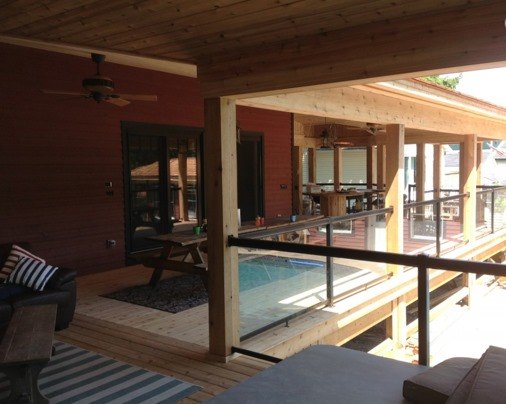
[8,256,58,292]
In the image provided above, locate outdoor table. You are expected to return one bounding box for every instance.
[143,215,322,287]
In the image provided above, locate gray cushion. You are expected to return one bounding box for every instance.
[403,357,477,403]
[448,346,506,404]
[211,345,426,403]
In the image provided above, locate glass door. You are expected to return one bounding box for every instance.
[123,123,202,254]
[126,134,168,252]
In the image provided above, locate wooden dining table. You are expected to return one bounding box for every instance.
[142,215,323,287]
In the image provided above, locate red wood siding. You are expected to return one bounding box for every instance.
[0,44,291,275]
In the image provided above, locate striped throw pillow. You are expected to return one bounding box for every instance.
[8,256,58,292]
[0,245,45,282]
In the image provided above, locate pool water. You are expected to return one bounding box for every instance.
[239,255,325,292]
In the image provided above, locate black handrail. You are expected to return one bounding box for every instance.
[239,208,393,240]
[404,193,468,209]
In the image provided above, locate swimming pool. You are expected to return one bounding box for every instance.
[238,254,365,337]
[239,255,325,292]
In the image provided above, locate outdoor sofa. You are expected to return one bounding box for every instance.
[0,243,76,333]
[210,344,506,403]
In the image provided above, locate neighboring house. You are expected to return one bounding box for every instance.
[443,147,504,189]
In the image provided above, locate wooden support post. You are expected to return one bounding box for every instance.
[292,146,303,214]
[385,124,406,346]
[461,134,477,307]
[366,146,374,210]
[308,148,316,184]
[204,97,240,360]
[416,143,425,202]
[377,145,386,191]
[389,296,407,348]
[476,142,483,187]
[433,144,443,199]
[476,143,485,225]
[366,146,374,189]
[334,147,342,191]
[178,142,189,221]
[461,135,477,243]
[385,124,405,264]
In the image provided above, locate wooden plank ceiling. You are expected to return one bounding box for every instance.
[1,0,505,97]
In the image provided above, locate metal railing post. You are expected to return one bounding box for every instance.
[326,222,334,305]
[435,201,441,257]
[417,255,430,366]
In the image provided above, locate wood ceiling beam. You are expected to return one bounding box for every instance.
[239,86,506,139]
[199,1,506,97]
[0,35,197,77]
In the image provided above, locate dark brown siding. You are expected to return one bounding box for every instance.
[0,44,292,275]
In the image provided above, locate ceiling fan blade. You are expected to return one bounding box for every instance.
[42,89,88,96]
[117,94,158,102]
[106,97,130,107]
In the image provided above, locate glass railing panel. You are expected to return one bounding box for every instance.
[329,256,388,302]
[476,191,492,237]
[237,245,327,338]
[440,196,464,251]
[237,214,389,338]
[493,188,506,231]
[403,203,439,255]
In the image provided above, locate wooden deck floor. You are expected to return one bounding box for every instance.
[55,229,505,401]
[56,265,272,402]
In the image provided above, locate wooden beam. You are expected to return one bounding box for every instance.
[433,144,443,199]
[476,142,483,187]
[416,143,425,202]
[308,148,316,184]
[333,147,342,191]
[385,124,405,268]
[204,97,239,359]
[239,86,506,139]
[0,34,197,77]
[199,1,506,97]
[377,145,386,190]
[461,135,477,243]
[366,146,374,189]
[390,296,407,348]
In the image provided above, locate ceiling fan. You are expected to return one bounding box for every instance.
[319,122,352,149]
[347,123,385,136]
[42,53,158,107]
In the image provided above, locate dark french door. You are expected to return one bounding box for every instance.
[122,122,202,253]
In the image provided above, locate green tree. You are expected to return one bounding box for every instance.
[424,74,462,90]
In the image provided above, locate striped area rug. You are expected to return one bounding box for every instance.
[0,341,201,403]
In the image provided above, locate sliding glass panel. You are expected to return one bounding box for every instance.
[128,135,164,251]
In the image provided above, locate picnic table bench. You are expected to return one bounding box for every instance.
[0,304,57,403]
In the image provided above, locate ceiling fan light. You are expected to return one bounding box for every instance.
[320,129,331,149]
[82,76,114,93]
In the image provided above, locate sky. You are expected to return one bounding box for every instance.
[453,67,506,108]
